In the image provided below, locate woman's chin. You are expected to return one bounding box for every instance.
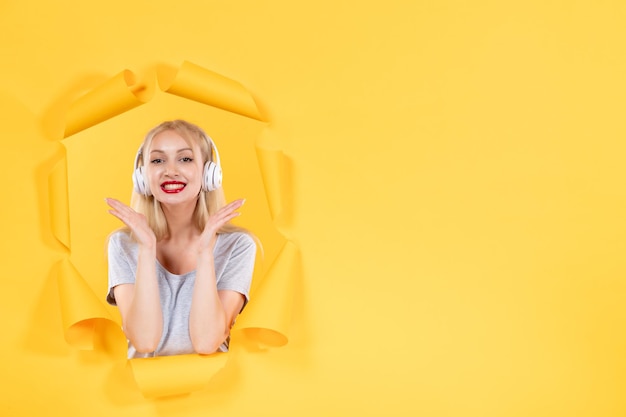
[155,190,199,206]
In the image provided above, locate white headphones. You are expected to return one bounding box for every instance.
[132,133,222,196]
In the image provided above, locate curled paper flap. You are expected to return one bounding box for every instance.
[157,61,263,121]
[129,353,229,398]
[64,70,149,137]
[48,156,70,248]
[56,258,114,349]
[255,145,288,222]
[237,240,299,347]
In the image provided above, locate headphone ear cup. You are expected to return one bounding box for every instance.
[133,165,151,196]
[203,161,222,192]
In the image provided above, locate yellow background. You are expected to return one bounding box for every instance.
[2,1,626,416]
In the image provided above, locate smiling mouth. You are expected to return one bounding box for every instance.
[161,182,186,193]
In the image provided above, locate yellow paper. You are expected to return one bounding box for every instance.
[56,258,115,349]
[255,145,288,222]
[48,156,70,249]
[158,61,263,121]
[5,2,626,415]
[129,353,229,398]
[64,70,149,137]
[237,240,299,347]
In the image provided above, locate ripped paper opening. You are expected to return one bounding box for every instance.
[50,61,299,398]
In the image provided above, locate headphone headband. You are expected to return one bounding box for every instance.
[207,135,221,169]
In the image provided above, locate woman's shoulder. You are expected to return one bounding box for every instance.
[108,229,135,251]
[217,230,255,247]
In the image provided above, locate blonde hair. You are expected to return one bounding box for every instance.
[131,119,242,241]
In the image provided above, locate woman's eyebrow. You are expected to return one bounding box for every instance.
[150,147,193,154]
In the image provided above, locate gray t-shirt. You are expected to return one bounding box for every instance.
[106,230,256,358]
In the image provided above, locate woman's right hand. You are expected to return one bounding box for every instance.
[106,198,156,249]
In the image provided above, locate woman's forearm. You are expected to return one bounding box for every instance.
[189,252,228,354]
[124,245,163,352]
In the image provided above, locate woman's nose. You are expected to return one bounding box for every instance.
[164,161,179,176]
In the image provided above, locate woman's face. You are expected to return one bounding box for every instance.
[145,129,205,206]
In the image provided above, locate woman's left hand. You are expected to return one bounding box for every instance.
[198,199,245,252]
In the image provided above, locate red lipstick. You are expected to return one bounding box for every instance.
[161,181,186,193]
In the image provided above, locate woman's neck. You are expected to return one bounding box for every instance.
[160,201,200,242]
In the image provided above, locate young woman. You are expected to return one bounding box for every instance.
[105,120,256,358]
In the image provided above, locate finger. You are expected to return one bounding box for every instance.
[216,199,245,218]
[107,200,141,223]
[106,198,131,212]
[106,199,138,219]
[108,209,130,226]
[211,208,242,226]
[223,198,245,211]
[224,211,242,222]
[203,209,242,234]
[214,211,242,228]
[108,206,137,223]
[105,197,122,207]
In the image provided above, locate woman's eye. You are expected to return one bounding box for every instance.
[181,157,193,162]
[150,158,163,164]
